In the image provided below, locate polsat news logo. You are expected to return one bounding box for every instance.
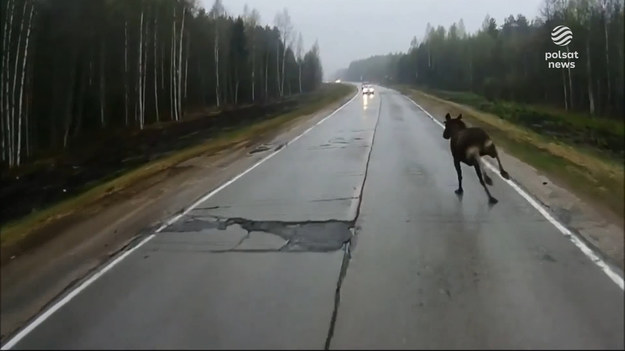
[545,25,578,68]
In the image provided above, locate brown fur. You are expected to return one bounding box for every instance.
[443,113,510,204]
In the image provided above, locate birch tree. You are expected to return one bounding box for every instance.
[209,0,225,107]
[1,0,327,169]
[153,3,160,122]
[124,20,129,125]
[170,5,177,121]
[137,4,145,128]
[274,8,293,97]
[296,32,304,94]
[177,4,186,119]
[243,6,260,102]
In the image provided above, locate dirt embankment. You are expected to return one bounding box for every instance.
[2,99,299,225]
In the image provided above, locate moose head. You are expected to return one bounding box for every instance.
[442,113,466,140]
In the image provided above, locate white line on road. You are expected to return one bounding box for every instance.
[0,91,360,350]
[403,94,624,291]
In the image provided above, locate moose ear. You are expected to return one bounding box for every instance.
[445,113,451,121]
[457,114,463,120]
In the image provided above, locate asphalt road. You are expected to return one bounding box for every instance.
[5,87,624,349]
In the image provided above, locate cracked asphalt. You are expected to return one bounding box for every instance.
[9,87,624,349]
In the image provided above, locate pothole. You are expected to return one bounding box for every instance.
[249,144,272,154]
[164,217,353,252]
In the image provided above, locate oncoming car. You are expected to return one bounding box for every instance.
[362,84,375,95]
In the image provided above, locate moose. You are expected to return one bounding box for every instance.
[442,113,510,204]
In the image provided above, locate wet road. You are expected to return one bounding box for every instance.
[5,87,624,349]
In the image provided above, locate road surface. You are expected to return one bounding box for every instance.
[4,87,624,349]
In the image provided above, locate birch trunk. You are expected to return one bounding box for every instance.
[171,6,178,121]
[198,61,205,105]
[124,21,129,126]
[11,0,27,156]
[170,6,176,120]
[63,55,78,148]
[276,44,280,96]
[214,20,220,107]
[74,63,87,138]
[100,40,106,127]
[562,68,568,111]
[1,0,9,162]
[264,51,269,99]
[160,46,165,90]
[1,0,13,161]
[24,69,30,158]
[184,35,189,100]
[4,0,16,165]
[298,63,302,94]
[281,43,287,97]
[234,67,239,105]
[153,8,159,122]
[603,5,611,106]
[586,39,595,115]
[177,6,186,119]
[142,8,149,128]
[138,7,144,128]
[566,45,574,108]
[251,42,255,101]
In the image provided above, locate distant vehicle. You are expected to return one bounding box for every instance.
[362,84,374,95]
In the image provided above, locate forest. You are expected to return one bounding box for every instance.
[1,0,324,169]
[342,0,624,120]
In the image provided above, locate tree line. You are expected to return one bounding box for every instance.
[342,0,624,119]
[1,0,324,168]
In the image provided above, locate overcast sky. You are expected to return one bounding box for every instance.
[200,0,545,79]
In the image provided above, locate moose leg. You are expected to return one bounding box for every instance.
[454,158,463,195]
[473,158,498,204]
[488,145,510,179]
[481,164,493,186]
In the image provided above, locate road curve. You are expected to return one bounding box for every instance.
[4,86,623,350]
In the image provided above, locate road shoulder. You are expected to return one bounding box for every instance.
[398,88,624,273]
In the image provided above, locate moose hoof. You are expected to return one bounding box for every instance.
[488,197,499,205]
[454,188,464,195]
[484,177,493,186]
[501,171,510,180]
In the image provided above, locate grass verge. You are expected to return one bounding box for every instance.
[0,83,355,258]
[396,86,624,224]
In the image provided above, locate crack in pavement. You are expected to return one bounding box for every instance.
[324,97,383,350]
[159,98,383,349]
[324,242,351,350]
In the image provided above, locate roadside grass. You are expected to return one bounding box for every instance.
[0,83,355,257]
[396,86,624,223]
[422,88,624,162]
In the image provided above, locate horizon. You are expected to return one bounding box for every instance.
[200,0,544,79]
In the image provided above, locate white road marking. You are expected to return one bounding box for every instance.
[0,91,360,350]
[403,94,624,291]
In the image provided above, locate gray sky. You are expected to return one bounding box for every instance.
[200,0,544,79]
